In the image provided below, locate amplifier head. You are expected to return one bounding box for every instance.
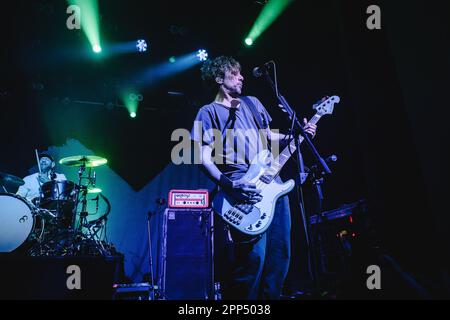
[168,189,209,208]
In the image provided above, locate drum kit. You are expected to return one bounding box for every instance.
[0,155,116,256]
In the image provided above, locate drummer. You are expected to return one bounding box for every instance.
[16,153,66,201]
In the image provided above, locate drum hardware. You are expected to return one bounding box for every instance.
[55,155,111,256]
[58,156,105,231]
[0,155,115,257]
[0,153,117,257]
[0,172,25,193]
[0,156,115,256]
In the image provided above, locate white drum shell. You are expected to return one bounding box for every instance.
[0,194,34,252]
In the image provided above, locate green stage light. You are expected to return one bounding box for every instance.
[245,0,293,45]
[93,44,102,53]
[68,0,101,55]
[169,56,176,63]
[120,89,140,119]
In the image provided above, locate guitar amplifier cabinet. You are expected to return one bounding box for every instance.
[157,208,214,300]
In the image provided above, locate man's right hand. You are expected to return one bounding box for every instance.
[37,173,50,184]
[227,178,263,204]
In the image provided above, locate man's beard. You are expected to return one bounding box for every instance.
[231,87,242,97]
[41,166,52,173]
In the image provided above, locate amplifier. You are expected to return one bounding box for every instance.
[168,189,209,208]
[157,208,214,300]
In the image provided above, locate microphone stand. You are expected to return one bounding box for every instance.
[260,67,331,296]
[293,138,320,295]
[147,209,156,300]
[147,198,166,300]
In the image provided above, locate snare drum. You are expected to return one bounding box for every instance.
[0,193,42,252]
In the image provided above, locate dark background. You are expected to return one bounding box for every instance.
[1,0,449,298]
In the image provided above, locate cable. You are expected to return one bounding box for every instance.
[270,61,279,98]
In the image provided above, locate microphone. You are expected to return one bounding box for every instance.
[253,61,272,77]
[325,154,338,163]
[308,155,338,173]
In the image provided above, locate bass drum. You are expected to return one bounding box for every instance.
[0,193,41,252]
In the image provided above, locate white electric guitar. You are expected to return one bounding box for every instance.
[212,96,340,235]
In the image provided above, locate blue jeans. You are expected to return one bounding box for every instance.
[215,194,291,300]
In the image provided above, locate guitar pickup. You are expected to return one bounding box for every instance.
[260,175,273,184]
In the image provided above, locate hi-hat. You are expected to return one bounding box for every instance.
[0,172,25,188]
[59,155,108,168]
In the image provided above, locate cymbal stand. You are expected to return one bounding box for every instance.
[72,163,86,232]
[62,163,87,255]
[78,166,108,255]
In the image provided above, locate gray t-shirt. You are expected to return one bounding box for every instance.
[191,96,272,180]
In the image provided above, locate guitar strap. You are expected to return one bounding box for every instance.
[240,96,271,153]
[240,96,268,130]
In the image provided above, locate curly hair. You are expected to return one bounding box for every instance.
[200,56,241,89]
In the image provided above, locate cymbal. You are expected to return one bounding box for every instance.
[0,172,25,187]
[87,187,102,194]
[59,155,108,168]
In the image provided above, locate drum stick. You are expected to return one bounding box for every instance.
[35,149,42,175]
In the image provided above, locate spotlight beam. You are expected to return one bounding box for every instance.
[120,89,140,119]
[137,51,207,87]
[246,0,294,45]
[67,0,101,53]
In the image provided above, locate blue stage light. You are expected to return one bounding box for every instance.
[196,49,208,61]
[136,39,148,53]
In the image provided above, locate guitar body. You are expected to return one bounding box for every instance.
[211,95,339,236]
[212,150,295,235]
